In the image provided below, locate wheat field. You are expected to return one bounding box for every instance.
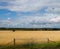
[0,30,60,44]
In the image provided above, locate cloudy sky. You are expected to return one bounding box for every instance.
[0,0,60,28]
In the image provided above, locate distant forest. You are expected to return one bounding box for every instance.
[0,28,60,31]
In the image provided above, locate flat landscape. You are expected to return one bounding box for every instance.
[0,30,60,45]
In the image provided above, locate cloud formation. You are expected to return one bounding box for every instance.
[0,0,60,28]
[0,0,60,12]
[0,14,60,28]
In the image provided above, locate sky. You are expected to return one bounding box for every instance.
[0,0,60,28]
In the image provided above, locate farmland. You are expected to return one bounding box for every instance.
[0,30,60,49]
[0,30,60,44]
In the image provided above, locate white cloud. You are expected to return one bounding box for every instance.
[0,14,60,28]
[4,14,59,28]
[0,0,59,12]
[50,17,60,22]
[0,0,60,28]
[0,0,60,15]
[0,18,12,27]
[45,0,60,13]
[46,7,60,13]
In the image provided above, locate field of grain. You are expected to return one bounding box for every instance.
[0,30,60,44]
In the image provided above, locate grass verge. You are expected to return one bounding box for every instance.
[0,42,60,49]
